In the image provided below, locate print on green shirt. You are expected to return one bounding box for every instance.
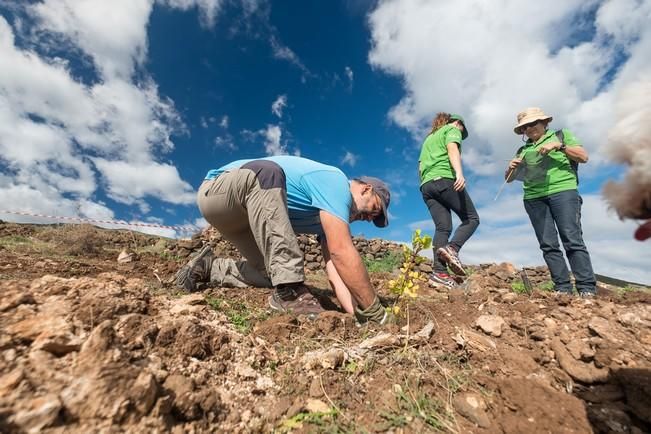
[512,129,581,199]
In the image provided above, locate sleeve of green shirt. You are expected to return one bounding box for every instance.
[445,128,462,147]
[561,128,581,147]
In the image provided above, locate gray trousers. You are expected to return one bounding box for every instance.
[197,163,304,288]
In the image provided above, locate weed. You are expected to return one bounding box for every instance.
[380,383,455,432]
[511,279,527,294]
[278,408,344,433]
[537,280,555,292]
[205,296,269,333]
[363,250,402,273]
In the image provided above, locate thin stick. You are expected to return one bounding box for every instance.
[494,179,508,201]
[319,375,350,421]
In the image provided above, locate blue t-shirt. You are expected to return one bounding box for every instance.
[205,156,351,234]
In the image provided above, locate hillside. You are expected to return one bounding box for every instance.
[0,222,649,433]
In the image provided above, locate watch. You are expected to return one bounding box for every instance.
[558,144,567,152]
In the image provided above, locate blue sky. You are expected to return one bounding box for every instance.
[1,0,650,283]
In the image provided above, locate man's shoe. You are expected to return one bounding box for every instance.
[269,284,324,319]
[428,272,457,289]
[579,290,596,298]
[436,245,466,276]
[175,244,213,292]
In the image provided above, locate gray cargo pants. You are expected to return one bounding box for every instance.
[197,160,304,288]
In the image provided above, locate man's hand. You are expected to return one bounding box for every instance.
[538,141,561,155]
[355,297,392,324]
[453,174,466,191]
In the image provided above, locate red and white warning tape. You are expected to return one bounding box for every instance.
[0,210,200,234]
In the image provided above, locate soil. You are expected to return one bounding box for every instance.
[0,222,650,433]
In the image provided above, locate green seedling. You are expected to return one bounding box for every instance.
[387,229,432,315]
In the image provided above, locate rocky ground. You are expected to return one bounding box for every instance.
[0,222,650,433]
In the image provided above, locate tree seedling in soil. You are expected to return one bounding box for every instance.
[387,229,432,316]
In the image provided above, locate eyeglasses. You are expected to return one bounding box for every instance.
[522,120,541,130]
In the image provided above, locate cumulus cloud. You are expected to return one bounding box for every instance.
[219,115,229,128]
[0,2,202,226]
[367,0,651,177]
[271,94,287,118]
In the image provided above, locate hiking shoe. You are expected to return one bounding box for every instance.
[579,290,596,298]
[436,245,466,276]
[269,284,324,319]
[428,272,457,289]
[175,244,213,292]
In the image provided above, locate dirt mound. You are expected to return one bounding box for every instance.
[0,222,650,433]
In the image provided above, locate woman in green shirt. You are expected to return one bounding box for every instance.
[419,113,480,289]
[505,107,596,296]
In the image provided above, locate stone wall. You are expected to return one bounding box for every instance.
[171,226,425,272]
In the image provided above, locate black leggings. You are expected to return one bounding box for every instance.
[420,178,480,272]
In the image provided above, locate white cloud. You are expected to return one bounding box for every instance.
[367,0,651,178]
[31,0,153,80]
[341,151,358,167]
[0,2,202,224]
[271,94,287,118]
[160,0,225,28]
[345,66,354,90]
[263,124,287,155]
[219,115,229,128]
[270,35,310,78]
[214,135,237,151]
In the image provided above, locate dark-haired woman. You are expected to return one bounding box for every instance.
[419,113,479,289]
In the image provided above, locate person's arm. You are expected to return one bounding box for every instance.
[505,157,523,182]
[320,238,355,314]
[319,210,376,309]
[538,142,589,163]
[446,142,465,191]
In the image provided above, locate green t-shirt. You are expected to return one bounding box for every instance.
[513,128,581,200]
[419,124,463,185]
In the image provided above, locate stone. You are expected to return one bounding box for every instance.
[10,394,62,432]
[453,392,491,428]
[588,317,618,342]
[305,399,330,414]
[301,348,346,370]
[117,250,135,263]
[551,338,609,384]
[0,368,24,394]
[475,315,506,337]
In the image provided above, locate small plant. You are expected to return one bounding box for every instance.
[379,383,455,431]
[387,230,432,314]
[205,296,269,333]
[363,250,402,273]
[511,279,527,294]
[279,408,340,432]
[537,280,555,292]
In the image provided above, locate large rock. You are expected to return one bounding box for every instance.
[475,315,506,337]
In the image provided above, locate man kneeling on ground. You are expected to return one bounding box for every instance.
[176,155,392,324]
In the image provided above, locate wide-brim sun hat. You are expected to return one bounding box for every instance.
[514,107,553,135]
[449,113,469,139]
